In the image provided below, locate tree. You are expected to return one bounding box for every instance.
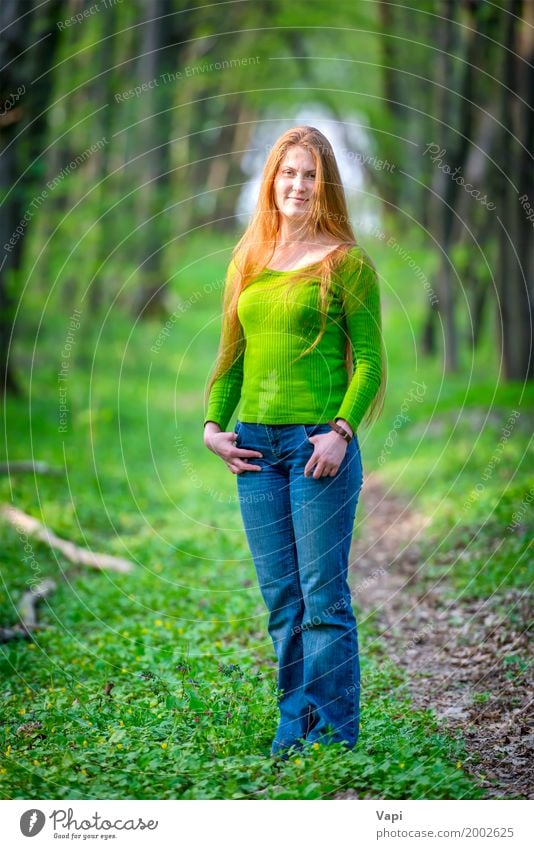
[0,0,64,395]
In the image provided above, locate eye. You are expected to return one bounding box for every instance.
[280,169,315,177]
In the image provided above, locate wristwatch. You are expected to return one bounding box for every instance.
[327,419,352,443]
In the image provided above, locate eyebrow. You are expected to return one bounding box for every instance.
[280,165,316,173]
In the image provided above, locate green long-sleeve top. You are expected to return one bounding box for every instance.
[204,245,382,434]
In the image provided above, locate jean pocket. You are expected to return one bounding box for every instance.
[234,420,243,445]
[303,423,332,440]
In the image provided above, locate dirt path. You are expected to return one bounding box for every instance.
[348,473,533,800]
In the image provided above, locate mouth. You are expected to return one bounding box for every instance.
[288,197,307,203]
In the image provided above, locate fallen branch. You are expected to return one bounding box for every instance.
[0,461,63,476]
[0,579,57,643]
[0,625,29,643]
[0,504,134,573]
[17,578,57,630]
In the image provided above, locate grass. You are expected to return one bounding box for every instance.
[0,228,530,799]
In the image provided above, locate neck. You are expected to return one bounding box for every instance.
[277,217,316,246]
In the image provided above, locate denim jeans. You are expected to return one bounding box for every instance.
[235,420,363,756]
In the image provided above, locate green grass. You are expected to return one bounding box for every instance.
[1,229,530,799]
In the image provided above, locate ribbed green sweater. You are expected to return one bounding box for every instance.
[204,245,382,434]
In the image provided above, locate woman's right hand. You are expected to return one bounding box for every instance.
[203,422,263,474]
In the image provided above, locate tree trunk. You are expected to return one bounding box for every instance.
[496,0,533,380]
[132,0,178,319]
[0,0,64,396]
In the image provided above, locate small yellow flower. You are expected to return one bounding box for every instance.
[312,742,320,750]
[81,768,88,776]
[121,667,127,674]
[161,742,168,750]
[116,743,123,749]
[294,758,302,766]
[82,740,88,747]
[27,644,36,650]
[19,708,26,715]
[215,641,222,649]
[154,620,163,627]
[5,746,11,757]
[456,761,462,769]
[399,763,405,769]
[178,627,185,634]
[119,720,124,727]
[33,760,40,766]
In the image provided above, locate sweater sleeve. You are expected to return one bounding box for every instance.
[203,340,244,431]
[203,261,245,432]
[334,250,383,433]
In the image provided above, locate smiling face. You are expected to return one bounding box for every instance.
[273,145,317,221]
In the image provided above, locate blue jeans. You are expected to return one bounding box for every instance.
[235,420,363,755]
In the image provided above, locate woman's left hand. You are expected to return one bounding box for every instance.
[304,431,348,478]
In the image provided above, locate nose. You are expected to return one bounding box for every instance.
[292,173,305,192]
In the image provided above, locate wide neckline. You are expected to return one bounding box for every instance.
[264,243,353,274]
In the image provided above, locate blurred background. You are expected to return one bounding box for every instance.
[0,0,532,801]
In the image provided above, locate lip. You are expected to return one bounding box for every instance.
[288,197,307,203]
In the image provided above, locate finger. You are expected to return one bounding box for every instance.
[236,460,263,472]
[304,455,317,477]
[236,449,263,459]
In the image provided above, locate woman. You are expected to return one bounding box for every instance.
[203,126,385,758]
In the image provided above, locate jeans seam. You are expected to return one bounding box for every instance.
[333,456,357,746]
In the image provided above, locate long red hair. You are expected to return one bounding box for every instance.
[206,125,386,425]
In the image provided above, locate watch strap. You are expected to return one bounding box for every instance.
[327,419,352,443]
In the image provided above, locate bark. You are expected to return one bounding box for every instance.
[0,0,65,395]
[0,460,62,475]
[496,0,533,380]
[0,578,56,642]
[1,504,134,572]
[132,0,182,318]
